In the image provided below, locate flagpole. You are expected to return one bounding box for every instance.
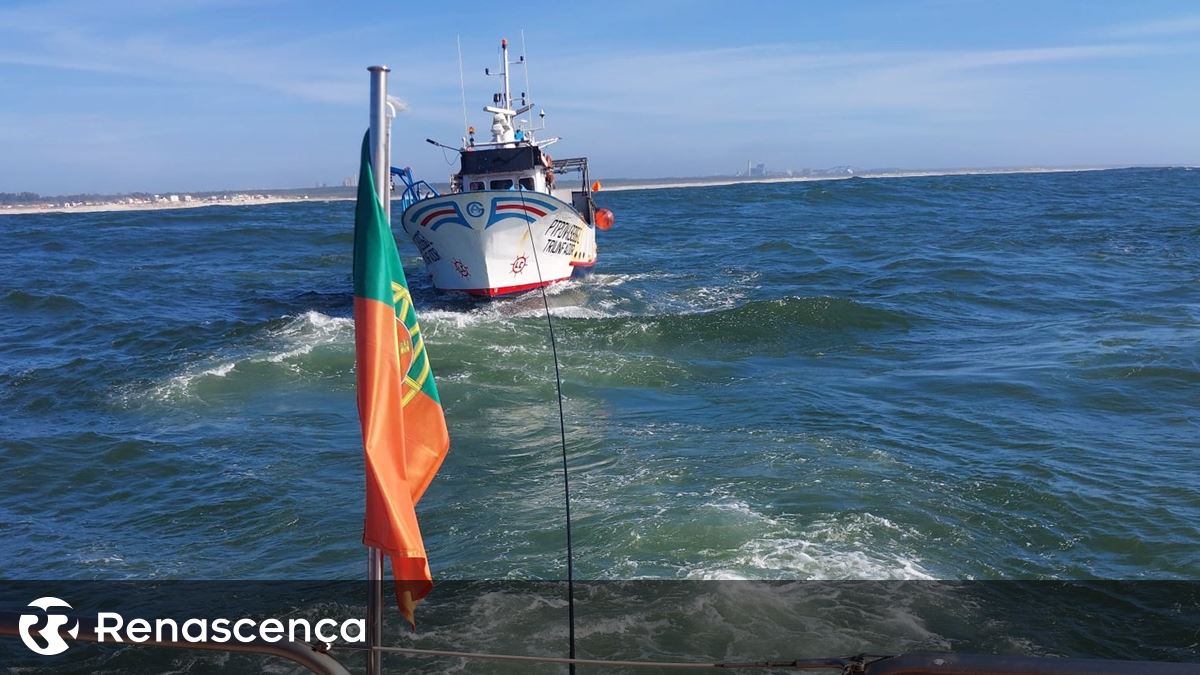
[366,63,391,675]
[369,65,392,218]
[366,547,383,675]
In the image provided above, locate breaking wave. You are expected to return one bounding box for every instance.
[142,311,352,402]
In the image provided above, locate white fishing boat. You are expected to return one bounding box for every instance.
[396,38,611,297]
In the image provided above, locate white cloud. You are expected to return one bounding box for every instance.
[1101,14,1200,38]
[0,2,415,105]
[522,41,1185,126]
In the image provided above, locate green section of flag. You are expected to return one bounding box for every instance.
[353,132,404,305]
[352,131,440,405]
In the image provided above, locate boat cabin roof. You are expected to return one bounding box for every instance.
[460,145,548,176]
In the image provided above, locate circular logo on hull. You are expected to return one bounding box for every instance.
[511,255,528,275]
[465,201,485,218]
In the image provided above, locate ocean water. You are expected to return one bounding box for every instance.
[1,167,1198,670]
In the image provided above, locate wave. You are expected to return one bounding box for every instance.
[398,579,951,666]
[417,287,907,333]
[1,288,86,312]
[557,297,912,350]
[142,311,352,402]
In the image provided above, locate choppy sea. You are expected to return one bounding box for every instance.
[1,167,1198,671]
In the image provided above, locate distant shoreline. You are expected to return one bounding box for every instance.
[600,165,1125,193]
[0,194,353,217]
[0,165,1155,216]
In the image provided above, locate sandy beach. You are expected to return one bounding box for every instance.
[0,194,353,217]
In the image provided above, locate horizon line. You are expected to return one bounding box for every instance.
[2,163,1195,202]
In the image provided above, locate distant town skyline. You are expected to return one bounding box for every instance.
[2,0,1199,194]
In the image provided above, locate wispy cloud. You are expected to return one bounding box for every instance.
[0,1,413,105]
[525,40,1185,125]
[1099,13,1200,38]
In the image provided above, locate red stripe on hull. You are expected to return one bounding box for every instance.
[462,276,572,297]
[495,204,547,217]
[569,260,597,267]
[419,208,456,226]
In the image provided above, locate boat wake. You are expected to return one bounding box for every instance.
[138,311,353,403]
[681,509,934,581]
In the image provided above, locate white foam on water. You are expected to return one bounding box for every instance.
[421,270,692,330]
[584,272,659,287]
[392,588,572,662]
[420,294,629,333]
[407,271,725,337]
[142,311,353,402]
[253,311,352,369]
[683,509,934,581]
[573,613,674,641]
[150,365,231,401]
[541,278,582,295]
[482,343,538,356]
[204,362,236,377]
[656,277,757,316]
[707,497,783,527]
[694,536,932,580]
[522,304,612,320]
[273,310,353,344]
[420,307,500,329]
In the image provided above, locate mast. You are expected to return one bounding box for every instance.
[484,37,532,146]
[501,37,511,110]
[366,64,389,675]
[369,66,392,222]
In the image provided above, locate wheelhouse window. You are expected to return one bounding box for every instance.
[469,181,484,191]
[519,177,535,190]
[489,179,514,190]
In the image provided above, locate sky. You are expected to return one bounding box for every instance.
[1,0,1199,195]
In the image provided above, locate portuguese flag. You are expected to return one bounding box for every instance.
[353,132,449,625]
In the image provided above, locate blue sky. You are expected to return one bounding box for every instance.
[2,0,1198,194]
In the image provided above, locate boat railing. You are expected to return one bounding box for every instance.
[390,166,438,213]
[549,156,593,207]
[549,156,588,176]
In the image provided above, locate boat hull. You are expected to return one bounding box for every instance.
[400,191,597,296]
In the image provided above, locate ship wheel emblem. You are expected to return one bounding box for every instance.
[510,255,528,275]
[453,259,470,278]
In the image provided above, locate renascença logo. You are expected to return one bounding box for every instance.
[19,596,79,656]
[16,596,366,655]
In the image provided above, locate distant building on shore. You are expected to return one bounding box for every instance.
[738,161,770,178]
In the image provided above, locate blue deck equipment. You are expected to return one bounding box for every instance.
[390,166,438,214]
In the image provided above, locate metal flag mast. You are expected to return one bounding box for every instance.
[366,63,390,675]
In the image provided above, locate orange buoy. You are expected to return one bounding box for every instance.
[595,207,614,231]
[591,180,602,192]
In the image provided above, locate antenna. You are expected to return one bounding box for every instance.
[456,35,469,136]
[521,30,532,113]
[500,37,511,110]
